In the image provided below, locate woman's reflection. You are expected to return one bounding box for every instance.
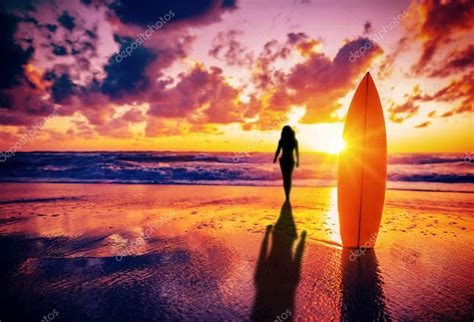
[251,201,306,321]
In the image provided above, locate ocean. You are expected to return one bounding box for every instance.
[0,152,472,193]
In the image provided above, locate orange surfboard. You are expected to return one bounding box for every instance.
[338,72,387,248]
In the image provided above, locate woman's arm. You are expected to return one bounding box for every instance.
[273,140,281,163]
[295,140,300,167]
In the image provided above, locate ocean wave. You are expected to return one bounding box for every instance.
[0,152,472,192]
[388,153,467,165]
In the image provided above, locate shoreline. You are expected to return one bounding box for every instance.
[0,180,472,194]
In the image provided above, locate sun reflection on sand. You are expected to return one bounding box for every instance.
[325,188,342,245]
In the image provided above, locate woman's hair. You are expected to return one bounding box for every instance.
[280,125,296,146]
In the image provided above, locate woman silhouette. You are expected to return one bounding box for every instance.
[273,125,299,200]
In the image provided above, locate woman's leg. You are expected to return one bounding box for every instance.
[280,159,295,200]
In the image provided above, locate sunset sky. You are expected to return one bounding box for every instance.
[0,0,472,153]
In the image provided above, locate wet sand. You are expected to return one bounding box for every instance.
[0,183,473,321]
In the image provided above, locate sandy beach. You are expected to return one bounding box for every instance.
[0,183,472,321]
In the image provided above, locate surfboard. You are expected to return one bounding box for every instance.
[337,72,387,248]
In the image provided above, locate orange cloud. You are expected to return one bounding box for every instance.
[388,100,419,123]
[430,45,474,78]
[25,64,51,91]
[248,35,383,127]
[415,121,430,128]
[389,72,473,125]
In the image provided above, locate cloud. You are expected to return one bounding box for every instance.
[35,0,236,135]
[52,44,68,56]
[363,21,372,34]
[0,84,56,125]
[0,11,59,126]
[147,64,242,125]
[258,36,383,124]
[418,72,473,118]
[209,29,253,66]
[0,11,34,89]
[414,121,430,128]
[380,0,474,78]
[46,72,77,104]
[377,35,409,79]
[388,100,419,123]
[389,72,473,123]
[410,0,473,75]
[430,45,474,78]
[100,35,156,100]
[108,0,237,28]
[58,11,76,31]
[122,108,146,123]
[3,0,445,143]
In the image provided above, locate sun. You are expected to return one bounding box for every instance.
[325,137,346,154]
[294,123,345,154]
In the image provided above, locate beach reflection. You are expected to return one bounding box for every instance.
[251,201,306,321]
[340,248,390,321]
[326,187,342,245]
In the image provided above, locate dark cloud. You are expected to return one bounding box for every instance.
[108,0,236,28]
[58,11,75,31]
[363,21,372,34]
[0,84,55,125]
[45,23,57,32]
[0,11,51,127]
[0,11,34,89]
[47,72,76,104]
[100,35,156,100]
[287,32,309,45]
[0,0,243,134]
[19,15,38,25]
[52,44,67,56]
[85,29,96,39]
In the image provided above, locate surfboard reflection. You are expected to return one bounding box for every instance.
[340,248,390,321]
[251,201,306,321]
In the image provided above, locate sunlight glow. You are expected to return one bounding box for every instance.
[325,187,342,245]
[326,137,346,154]
[286,105,306,126]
